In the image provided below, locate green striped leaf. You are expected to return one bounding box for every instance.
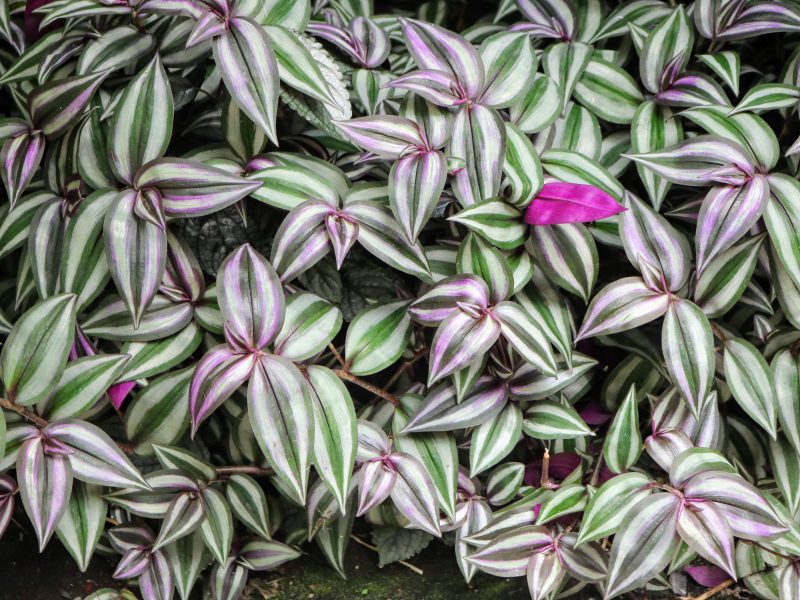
[542,41,592,109]
[536,484,587,524]
[630,101,682,210]
[389,149,447,243]
[479,32,535,108]
[764,174,800,291]
[76,26,155,75]
[694,234,764,318]
[450,199,525,250]
[486,462,525,506]
[523,400,592,440]
[773,349,800,456]
[0,192,57,259]
[40,354,130,420]
[502,122,543,208]
[723,337,778,439]
[55,481,105,572]
[456,232,513,303]
[514,270,573,368]
[199,486,233,564]
[306,365,357,512]
[108,55,172,184]
[603,386,642,474]
[546,103,602,160]
[541,149,624,201]
[345,299,412,376]
[274,292,342,362]
[493,301,557,376]
[166,531,208,600]
[662,299,714,417]
[730,83,800,115]
[249,164,339,211]
[639,6,693,94]
[576,472,651,546]
[394,394,458,520]
[574,57,644,124]
[527,223,597,303]
[768,435,800,515]
[124,367,192,456]
[226,474,271,540]
[509,354,597,402]
[509,73,561,134]
[697,52,740,95]
[120,323,202,381]
[449,103,505,206]
[60,189,115,310]
[1,293,76,406]
[470,403,522,478]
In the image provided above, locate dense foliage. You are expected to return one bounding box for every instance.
[2,0,800,598]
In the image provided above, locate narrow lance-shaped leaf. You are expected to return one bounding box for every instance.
[389,149,447,243]
[724,337,778,439]
[28,70,108,138]
[603,386,642,474]
[1,130,46,208]
[344,299,412,376]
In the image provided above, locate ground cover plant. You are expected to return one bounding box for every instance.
[1,0,800,598]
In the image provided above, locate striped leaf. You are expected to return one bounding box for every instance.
[541,149,624,201]
[269,200,331,281]
[486,462,525,506]
[108,55,172,184]
[45,419,148,490]
[605,492,681,598]
[620,192,691,292]
[502,121,543,208]
[17,437,73,550]
[576,472,652,546]
[336,115,425,157]
[639,6,693,94]
[249,164,339,211]
[773,349,800,456]
[83,295,193,342]
[466,525,553,577]
[764,173,800,291]
[768,436,800,516]
[723,337,778,439]
[696,177,770,272]
[390,149,447,243]
[410,274,489,326]
[514,270,573,367]
[449,103,505,206]
[479,32,534,108]
[40,353,130,420]
[136,159,261,218]
[536,484,587,524]
[273,292,342,361]
[697,52,740,95]
[527,222,597,302]
[388,452,441,536]
[55,482,105,572]
[457,232,513,303]
[125,367,191,455]
[576,277,669,341]
[429,310,501,385]
[470,403,523,477]
[344,199,432,280]
[403,379,507,433]
[0,191,57,259]
[104,190,167,329]
[630,101,682,210]
[1,130,46,208]
[226,474,271,540]
[574,57,644,124]
[542,41,592,109]
[603,386,642,474]
[450,199,526,250]
[393,394,458,520]
[662,299,714,417]
[493,301,557,376]
[27,70,107,138]
[694,234,764,318]
[214,17,280,144]
[344,299,411,376]
[509,73,561,134]
[199,486,233,564]
[248,355,313,503]
[730,83,800,115]
[153,489,205,550]
[592,1,672,41]
[522,400,592,440]
[1,293,76,406]
[509,354,597,402]
[306,365,357,512]
[166,531,208,600]
[77,26,155,75]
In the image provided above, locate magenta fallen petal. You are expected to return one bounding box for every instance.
[579,400,611,425]
[108,381,137,410]
[524,182,626,225]
[684,565,729,587]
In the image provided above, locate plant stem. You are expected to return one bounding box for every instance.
[216,465,274,477]
[0,398,48,428]
[328,343,346,367]
[687,579,734,600]
[334,369,400,406]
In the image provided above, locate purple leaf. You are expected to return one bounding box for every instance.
[107,380,136,410]
[385,69,466,107]
[684,565,730,587]
[523,182,626,226]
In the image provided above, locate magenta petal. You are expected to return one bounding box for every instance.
[524,182,626,225]
[108,381,137,410]
[684,565,730,587]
